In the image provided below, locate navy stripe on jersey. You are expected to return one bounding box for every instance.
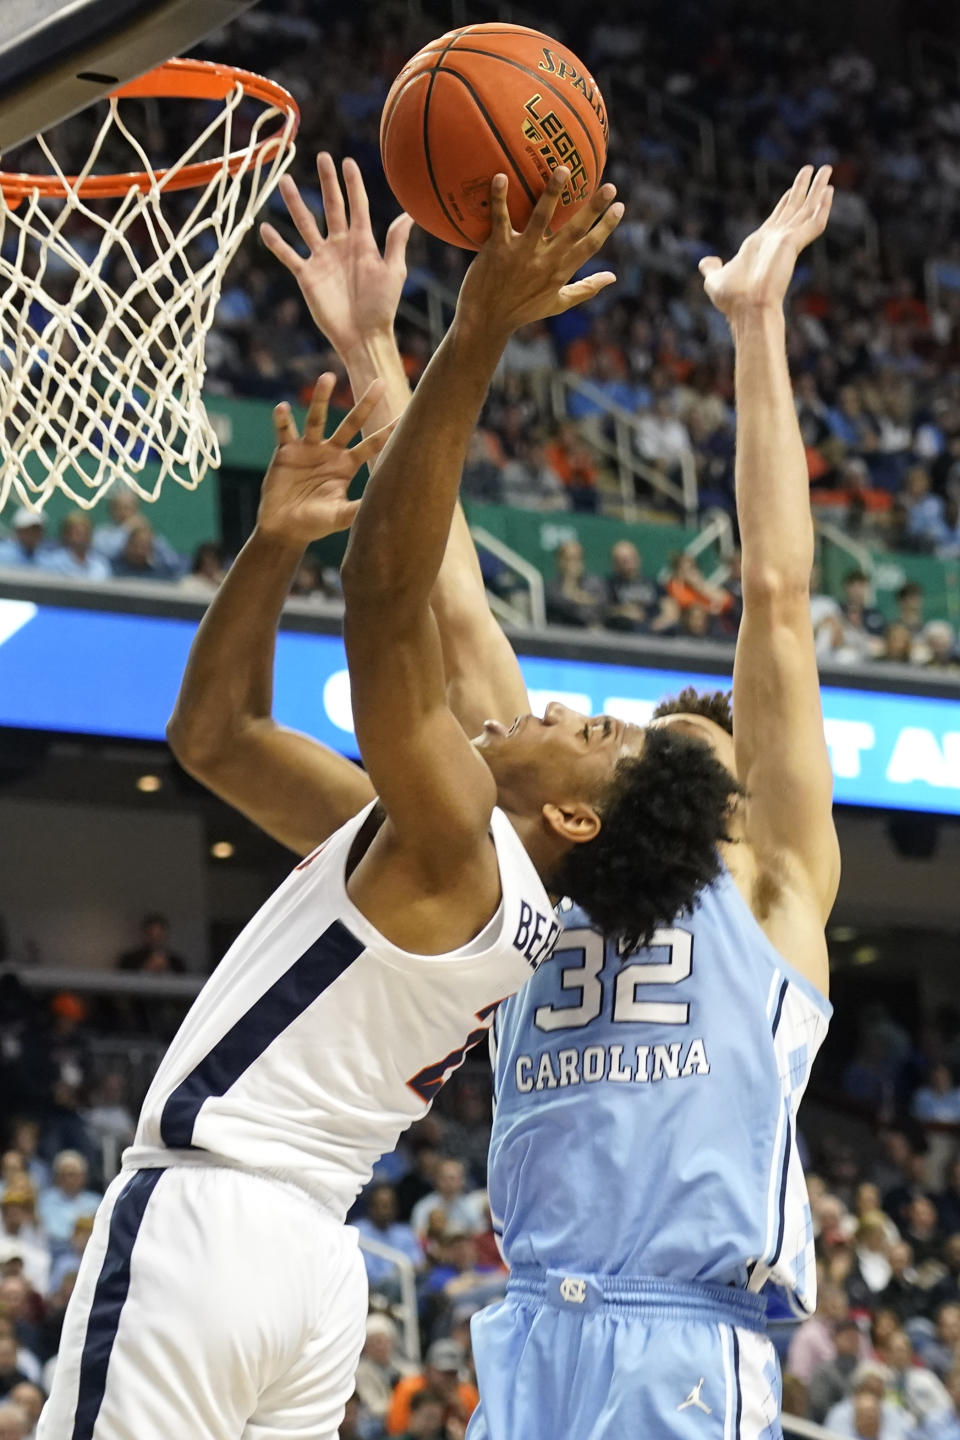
[770,1111,793,1267]
[160,919,364,1148]
[731,1329,743,1439]
[72,1170,162,1440]
[770,980,788,1037]
[407,1026,488,1103]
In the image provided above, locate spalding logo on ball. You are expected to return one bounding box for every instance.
[380,23,610,249]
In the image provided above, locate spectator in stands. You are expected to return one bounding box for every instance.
[824,1365,911,1440]
[664,552,732,617]
[881,1243,929,1323]
[881,622,916,664]
[397,1388,446,1440]
[410,1160,485,1241]
[886,1329,952,1424]
[394,1135,442,1222]
[354,1183,423,1294]
[788,1283,851,1383]
[857,1214,895,1293]
[603,540,661,633]
[177,542,228,595]
[913,1065,960,1123]
[903,469,947,552]
[0,1400,27,1439]
[839,569,887,660]
[499,438,567,512]
[634,391,693,491]
[92,491,143,561]
[896,582,926,636]
[41,514,109,582]
[110,520,182,581]
[440,1086,492,1192]
[924,1304,960,1382]
[809,1318,870,1423]
[938,1163,960,1237]
[5,1126,46,1195]
[0,1326,29,1403]
[36,1270,75,1365]
[386,1339,478,1436]
[354,1313,416,1428]
[6,1382,41,1439]
[48,1215,92,1294]
[916,1368,960,1440]
[543,421,599,512]
[116,913,187,974]
[0,1195,45,1301]
[336,1391,364,1440]
[0,1279,40,1367]
[460,431,504,506]
[0,510,49,570]
[904,1195,945,1267]
[36,1153,99,1252]
[923,622,960,670]
[544,540,605,628]
[288,556,342,606]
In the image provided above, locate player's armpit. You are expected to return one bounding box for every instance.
[733,599,841,923]
[173,720,374,857]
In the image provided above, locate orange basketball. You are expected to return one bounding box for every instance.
[380,23,609,250]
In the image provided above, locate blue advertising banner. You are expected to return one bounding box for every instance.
[2,598,960,815]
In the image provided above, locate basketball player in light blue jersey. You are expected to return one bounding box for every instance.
[175,159,837,1438]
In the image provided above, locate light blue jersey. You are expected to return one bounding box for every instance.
[487,867,832,1315]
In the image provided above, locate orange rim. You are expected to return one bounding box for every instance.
[0,58,300,204]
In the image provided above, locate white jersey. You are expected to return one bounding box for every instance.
[126,801,559,1218]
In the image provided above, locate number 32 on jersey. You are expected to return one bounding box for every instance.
[514,927,710,1092]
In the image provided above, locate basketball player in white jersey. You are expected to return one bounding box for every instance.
[198,157,843,1438]
[39,170,740,1440]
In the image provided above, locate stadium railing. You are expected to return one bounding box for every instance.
[783,1415,846,1440]
[355,1233,422,1364]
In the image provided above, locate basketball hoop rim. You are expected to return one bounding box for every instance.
[0,58,300,205]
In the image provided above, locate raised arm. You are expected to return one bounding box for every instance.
[166,381,390,854]
[340,170,622,880]
[699,166,839,987]
[262,153,528,732]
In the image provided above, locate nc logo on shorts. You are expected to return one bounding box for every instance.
[559,1276,587,1304]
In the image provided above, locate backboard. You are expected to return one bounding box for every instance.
[0,0,262,152]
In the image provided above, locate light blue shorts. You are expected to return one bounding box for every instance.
[468,1269,782,1440]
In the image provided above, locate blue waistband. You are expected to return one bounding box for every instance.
[506,1265,767,1333]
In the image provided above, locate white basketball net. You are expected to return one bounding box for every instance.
[0,79,297,511]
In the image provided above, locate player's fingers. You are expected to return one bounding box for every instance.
[560,182,618,246]
[762,187,794,230]
[797,186,834,245]
[351,417,398,467]
[342,157,372,231]
[273,401,299,444]
[698,256,723,278]
[277,174,324,250]
[316,152,348,238]
[260,222,305,275]
[384,212,415,270]
[570,199,624,265]
[781,164,815,221]
[328,378,386,448]
[796,165,832,221]
[489,174,513,242]
[304,373,337,439]
[526,166,570,242]
[556,271,617,311]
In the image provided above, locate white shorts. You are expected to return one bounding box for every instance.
[38,1164,368,1440]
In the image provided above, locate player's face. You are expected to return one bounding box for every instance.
[474,702,645,811]
[647,711,738,779]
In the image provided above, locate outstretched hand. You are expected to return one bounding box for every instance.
[456,168,624,339]
[699,165,833,318]
[260,153,414,355]
[256,375,394,547]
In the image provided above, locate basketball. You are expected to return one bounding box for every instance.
[380,23,609,250]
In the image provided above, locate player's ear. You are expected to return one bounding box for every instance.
[542,800,601,846]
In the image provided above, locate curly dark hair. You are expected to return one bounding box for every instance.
[652,687,733,736]
[551,725,740,951]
